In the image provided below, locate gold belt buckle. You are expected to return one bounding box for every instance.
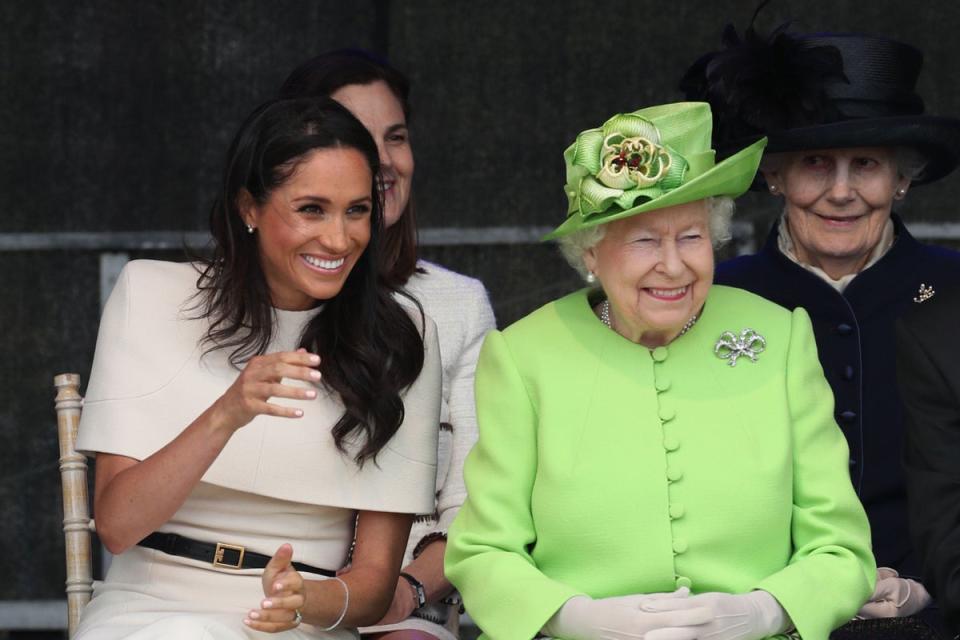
[213,542,245,569]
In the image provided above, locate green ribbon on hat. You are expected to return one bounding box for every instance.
[546,102,767,241]
[567,113,709,219]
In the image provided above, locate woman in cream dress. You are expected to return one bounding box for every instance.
[74,97,441,638]
[280,50,496,640]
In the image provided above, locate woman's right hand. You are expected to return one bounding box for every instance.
[92,348,323,554]
[542,589,713,640]
[211,348,322,432]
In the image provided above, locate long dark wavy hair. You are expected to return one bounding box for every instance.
[278,49,420,288]
[195,97,425,465]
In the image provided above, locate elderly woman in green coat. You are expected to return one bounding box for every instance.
[445,103,876,640]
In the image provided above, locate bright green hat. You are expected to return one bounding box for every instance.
[544,102,767,240]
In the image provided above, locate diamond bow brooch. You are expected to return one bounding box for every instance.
[714,329,766,367]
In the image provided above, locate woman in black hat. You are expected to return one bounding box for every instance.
[683,24,960,627]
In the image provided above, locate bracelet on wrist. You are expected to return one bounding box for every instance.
[412,532,447,559]
[318,576,349,631]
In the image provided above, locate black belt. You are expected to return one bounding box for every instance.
[138,532,335,577]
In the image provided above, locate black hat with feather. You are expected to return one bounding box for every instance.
[680,12,960,184]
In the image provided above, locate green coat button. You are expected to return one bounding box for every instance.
[652,346,669,362]
[676,576,692,589]
[669,504,685,519]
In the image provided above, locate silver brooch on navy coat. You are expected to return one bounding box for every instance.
[714,329,766,367]
[913,283,935,303]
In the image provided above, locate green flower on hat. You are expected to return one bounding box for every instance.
[566,114,689,220]
[546,102,767,241]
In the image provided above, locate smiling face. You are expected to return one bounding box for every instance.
[331,80,413,228]
[241,146,373,310]
[763,147,909,279]
[584,200,714,347]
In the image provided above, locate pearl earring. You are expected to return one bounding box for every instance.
[246,224,255,234]
[768,184,780,195]
[586,272,596,284]
[896,187,907,198]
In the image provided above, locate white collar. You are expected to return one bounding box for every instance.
[776,213,895,293]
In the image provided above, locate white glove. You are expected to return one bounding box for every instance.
[857,567,932,618]
[643,590,789,640]
[543,588,714,640]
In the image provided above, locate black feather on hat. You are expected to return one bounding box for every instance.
[680,23,847,147]
[681,10,960,184]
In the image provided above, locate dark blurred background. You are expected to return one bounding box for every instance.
[3,1,960,636]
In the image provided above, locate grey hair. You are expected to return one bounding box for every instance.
[557,196,735,281]
[558,223,607,281]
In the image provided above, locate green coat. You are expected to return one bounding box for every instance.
[446,286,875,640]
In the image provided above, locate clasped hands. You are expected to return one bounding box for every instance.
[856,567,931,619]
[544,587,788,640]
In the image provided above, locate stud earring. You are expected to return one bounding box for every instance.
[896,187,907,198]
[246,224,255,234]
[768,184,780,196]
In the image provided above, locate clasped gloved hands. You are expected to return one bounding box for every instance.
[857,567,932,618]
[583,589,789,640]
[543,587,714,640]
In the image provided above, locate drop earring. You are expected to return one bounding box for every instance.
[586,272,596,283]
[246,224,255,234]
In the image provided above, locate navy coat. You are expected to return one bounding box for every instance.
[898,283,960,634]
[716,214,960,577]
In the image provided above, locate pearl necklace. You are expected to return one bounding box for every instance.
[600,300,699,338]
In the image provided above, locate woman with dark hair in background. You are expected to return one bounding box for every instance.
[683,21,960,629]
[72,96,441,639]
[280,50,495,640]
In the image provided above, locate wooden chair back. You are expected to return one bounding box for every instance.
[54,373,94,638]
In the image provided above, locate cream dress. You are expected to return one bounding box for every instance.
[74,260,441,639]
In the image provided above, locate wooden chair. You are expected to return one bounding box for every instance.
[54,373,94,638]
